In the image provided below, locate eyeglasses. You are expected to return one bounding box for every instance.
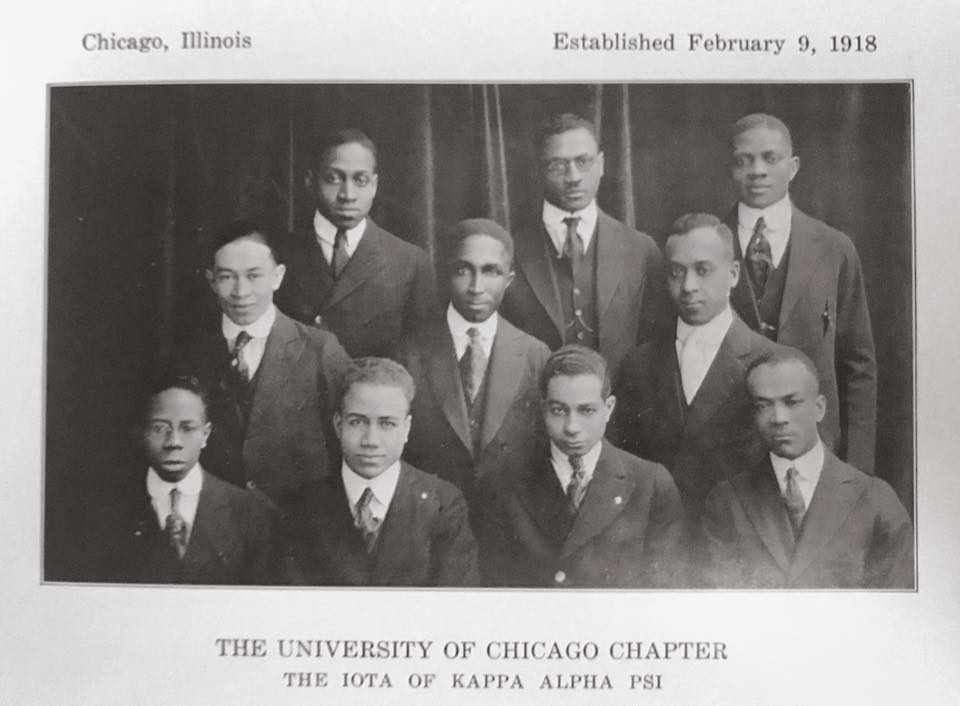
[543,154,598,176]
[146,421,206,439]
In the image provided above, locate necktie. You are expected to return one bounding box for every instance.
[782,466,807,539]
[231,330,252,384]
[746,216,774,295]
[678,333,706,405]
[331,228,350,279]
[562,216,583,275]
[354,487,381,553]
[165,487,188,559]
[566,454,588,511]
[459,327,488,405]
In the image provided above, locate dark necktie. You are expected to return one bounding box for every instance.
[354,487,381,553]
[331,228,350,279]
[562,216,583,275]
[566,454,588,511]
[746,216,774,296]
[782,466,807,539]
[165,487,188,559]
[231,330,253,384]
[459,327,488,405]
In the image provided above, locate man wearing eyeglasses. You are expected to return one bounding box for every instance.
[501,113,668,378]
[276,128,438,358]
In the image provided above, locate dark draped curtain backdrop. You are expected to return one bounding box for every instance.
[46,83,912,579]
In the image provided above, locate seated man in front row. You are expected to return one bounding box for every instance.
[285,357,480,586]
[95,374,276,584]
[702,348,914,588]
[478,345,684,588]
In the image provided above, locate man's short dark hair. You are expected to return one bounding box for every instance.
[667,212,736,260]
[339,357,416,412]
[143,373,211,423]
[312,128,378,172]
[445,218,514,270]
[746,346,821,394]
[533,113,599,157]
[730,113,794,153]
[539,345,611,399]
[209,219,278,266]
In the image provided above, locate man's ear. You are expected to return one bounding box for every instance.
[272,263,286,290]
[205,269,216,293]
[604,394,616,417]
[788,155,800,183]
[333,411,342,441]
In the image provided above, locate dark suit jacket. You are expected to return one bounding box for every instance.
[612,314,779,522]
[393,317,550,499]
[92,470,277,584]
[726,204,877,473]
[702,450,914,589]
[276,218,439,357]
[500,208,669,376]
[477,440,684,588]
[179,310,350,515]
[286,462,480,587]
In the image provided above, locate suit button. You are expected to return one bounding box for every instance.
[246,480,257,490]
[574,308,582,316]
[614,495,623,505]
[314,315,323,326]
[554,570,566,584]
[576,332,584,341]
[573,288,581,296]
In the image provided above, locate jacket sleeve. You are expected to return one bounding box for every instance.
[865,481,914,589]
[432,485,481,587]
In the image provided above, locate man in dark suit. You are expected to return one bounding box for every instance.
[614,213,777,534]
[478,345,683,588]
[394,218,550,510]
[500,113,668,378]
[725,113,876,473]
[287,357,479,587]
[276,128,438,357]
[180,220,350,520]
[91,375,276,584]
[702,348,913,589]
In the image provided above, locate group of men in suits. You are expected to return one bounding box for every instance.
[87,110,912,589]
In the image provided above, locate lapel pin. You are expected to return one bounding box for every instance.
[419,492,429,500]
[613,495,623,505]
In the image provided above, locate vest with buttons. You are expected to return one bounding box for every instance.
[544,227,599,349]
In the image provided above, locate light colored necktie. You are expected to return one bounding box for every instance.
[783,466,807,538]
[566,454,588,511]
[459,327,488,404]
[231,330,253,384]
[746,216,773,295]
[165,487,188,559]
[354,487,381,553]
[678,333,706,404]
[331,228,350,279]
[562,216,583,275]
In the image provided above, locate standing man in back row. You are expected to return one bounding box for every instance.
[724,113,877,473]
[277,128,439,357]
[501,113,668,378]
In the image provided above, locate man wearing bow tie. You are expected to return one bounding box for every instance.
[724,113,877,474]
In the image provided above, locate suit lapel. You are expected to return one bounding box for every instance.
[725,208,760,329]
[517,222,565,339]
[788,453,862,582]
[561,442,634,557]
[778,206,824,332]
[595,212,624,326]
[246,312,302,432]
[479,321,527,450]
[517,451,575,544]
[314,474,371,584]
[735,461,794,575]
[181,471,227,579]
[324,221,387,310]
[372,465,422,583]
[682,317,752,438]
[424,325,473,455]
[298,231,336,309]
[652,334,687,430]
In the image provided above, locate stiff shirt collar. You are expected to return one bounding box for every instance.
[770,438,825,508]
[314,209,366,258]
[446,303,498,359]
[341,460,401,522]
[221,302,276,341]
[146,463,203,499]
[542,199,599,256]
[676,303,734,347]
[550,439,603,490]
[738,194,792,268]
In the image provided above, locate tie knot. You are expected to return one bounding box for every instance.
[169,486,181,510]
[466,326,482,343]
[563,216,581,230]
[357,486,375,508]
[233,330,252,351]
[568,454,584,472]
[753,216,766,234]
[786,466,798,482]
[335,227,348,243]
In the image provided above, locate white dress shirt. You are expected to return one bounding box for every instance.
[342,460,401,524]
[146,463,204,531]
[542,199,599,257]
[737,194,793,268]
[675,305,734,404]
[446,303,498,360]
[550,440,603,492]
[314,209,366,264]
[770,439,825,509]
[221,303,276,378]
